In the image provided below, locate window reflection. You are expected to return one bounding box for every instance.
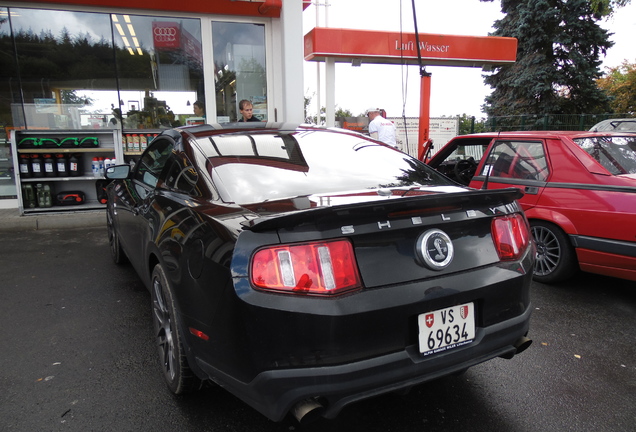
[1,8,204,130]
[113,14,203,129]
[212,22,266,122]
[7,8,117,129]
[0,7,16,199]
[202,131,448,204]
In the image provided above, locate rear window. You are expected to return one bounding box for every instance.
[194,129,452,204]
[573,136,636,175]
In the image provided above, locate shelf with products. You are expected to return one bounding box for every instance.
[11,129,121,215]
[121,129,161,157]
[18,148,115,154]
[21,175,108,182]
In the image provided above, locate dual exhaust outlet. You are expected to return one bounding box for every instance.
[291,335,533,424]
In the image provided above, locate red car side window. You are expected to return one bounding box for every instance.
[487,141,549,181]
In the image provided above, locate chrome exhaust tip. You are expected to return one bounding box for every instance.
[291,398,325,424]
[514,335,532,355]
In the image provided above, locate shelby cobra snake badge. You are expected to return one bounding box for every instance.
[416,229,454,270]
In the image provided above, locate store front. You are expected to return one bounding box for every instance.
[0,0,304,208]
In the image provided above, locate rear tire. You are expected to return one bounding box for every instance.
[531,220,578,284]
[151,264,201,394]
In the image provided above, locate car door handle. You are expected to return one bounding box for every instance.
[524,186,539,195]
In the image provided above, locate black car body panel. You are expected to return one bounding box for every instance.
[106,124,533,422]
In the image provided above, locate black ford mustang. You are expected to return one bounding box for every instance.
[106,123,534,423]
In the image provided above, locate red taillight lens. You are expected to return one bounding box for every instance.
[251,239,362,296]
[491,214,530,261]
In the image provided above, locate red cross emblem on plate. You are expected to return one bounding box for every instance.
[425,313,434,328]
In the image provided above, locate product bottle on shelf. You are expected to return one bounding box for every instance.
[125,134,133,151]
[42,184,52,207]
[31,154,44,178]
[19,154,32,178]
[36,183,45,207]
[43,154,56,177]
[92,157,99,177]
[22,184,36,208]
[140,134,147,150]
[69,154,81,176]
[55,154,69,177]
[133,134,140,152]
[98,157,105,176]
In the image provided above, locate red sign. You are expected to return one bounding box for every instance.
[304,28,517,67]
[152,22,180,49]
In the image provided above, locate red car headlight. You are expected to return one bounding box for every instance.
[251,239,362,296]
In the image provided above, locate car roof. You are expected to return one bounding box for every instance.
[450,130,636,140]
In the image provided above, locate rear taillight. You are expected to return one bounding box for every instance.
[491,213,530,261]
[251,239,362,296]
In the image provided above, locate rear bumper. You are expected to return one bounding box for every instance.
[195,301,532,421]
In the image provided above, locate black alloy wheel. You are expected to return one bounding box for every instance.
[151,264,201,394]
[531,220,578,284]
[107,211,127,264]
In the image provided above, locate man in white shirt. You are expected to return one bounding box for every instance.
[366,107,397,147]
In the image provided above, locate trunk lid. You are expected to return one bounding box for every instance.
[241,187,525,288]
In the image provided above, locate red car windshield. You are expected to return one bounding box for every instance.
[573,136,636,175]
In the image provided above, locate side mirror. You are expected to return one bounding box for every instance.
[105,164,131,180]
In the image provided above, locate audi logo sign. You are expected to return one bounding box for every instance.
[154,27,177,36]
[152,22,181,49]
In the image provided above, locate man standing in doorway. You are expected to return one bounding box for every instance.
[366,107,397,147]
[238,99,261,122]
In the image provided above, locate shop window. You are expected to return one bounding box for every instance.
[112,14,204,129]
[1,8,204,131]
[212,22,267,122]
[0,7,16,200]
[6,8,118,130]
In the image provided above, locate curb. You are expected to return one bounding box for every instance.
[0,210,106,232]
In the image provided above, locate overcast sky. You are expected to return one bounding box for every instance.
[302,0,636,119]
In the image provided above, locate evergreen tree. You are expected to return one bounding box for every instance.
[483,0,614,117]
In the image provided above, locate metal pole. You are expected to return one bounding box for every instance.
[411,0,431,158]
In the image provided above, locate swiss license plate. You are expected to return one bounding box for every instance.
[418,303,475,356]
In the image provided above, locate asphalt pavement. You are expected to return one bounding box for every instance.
[1,226,635,431]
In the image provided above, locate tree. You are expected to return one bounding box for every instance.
[482,0,614,117]
[589,0,631,15]
[596,61,636,114]
[457,114,487,135]
[305,103,355,125]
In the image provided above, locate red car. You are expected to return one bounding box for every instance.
[427,131,636,283]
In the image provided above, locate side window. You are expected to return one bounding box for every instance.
[484,141,549,181]
[160,152,200,195]
[135,139,174,188]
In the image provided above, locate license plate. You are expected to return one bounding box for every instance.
[418,303,475,356]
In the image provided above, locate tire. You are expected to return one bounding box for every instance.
[530,220,578,284]
[107,210,128,264]
[151,264,201,394]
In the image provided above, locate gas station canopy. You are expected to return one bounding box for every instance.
[304,27,517,68]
